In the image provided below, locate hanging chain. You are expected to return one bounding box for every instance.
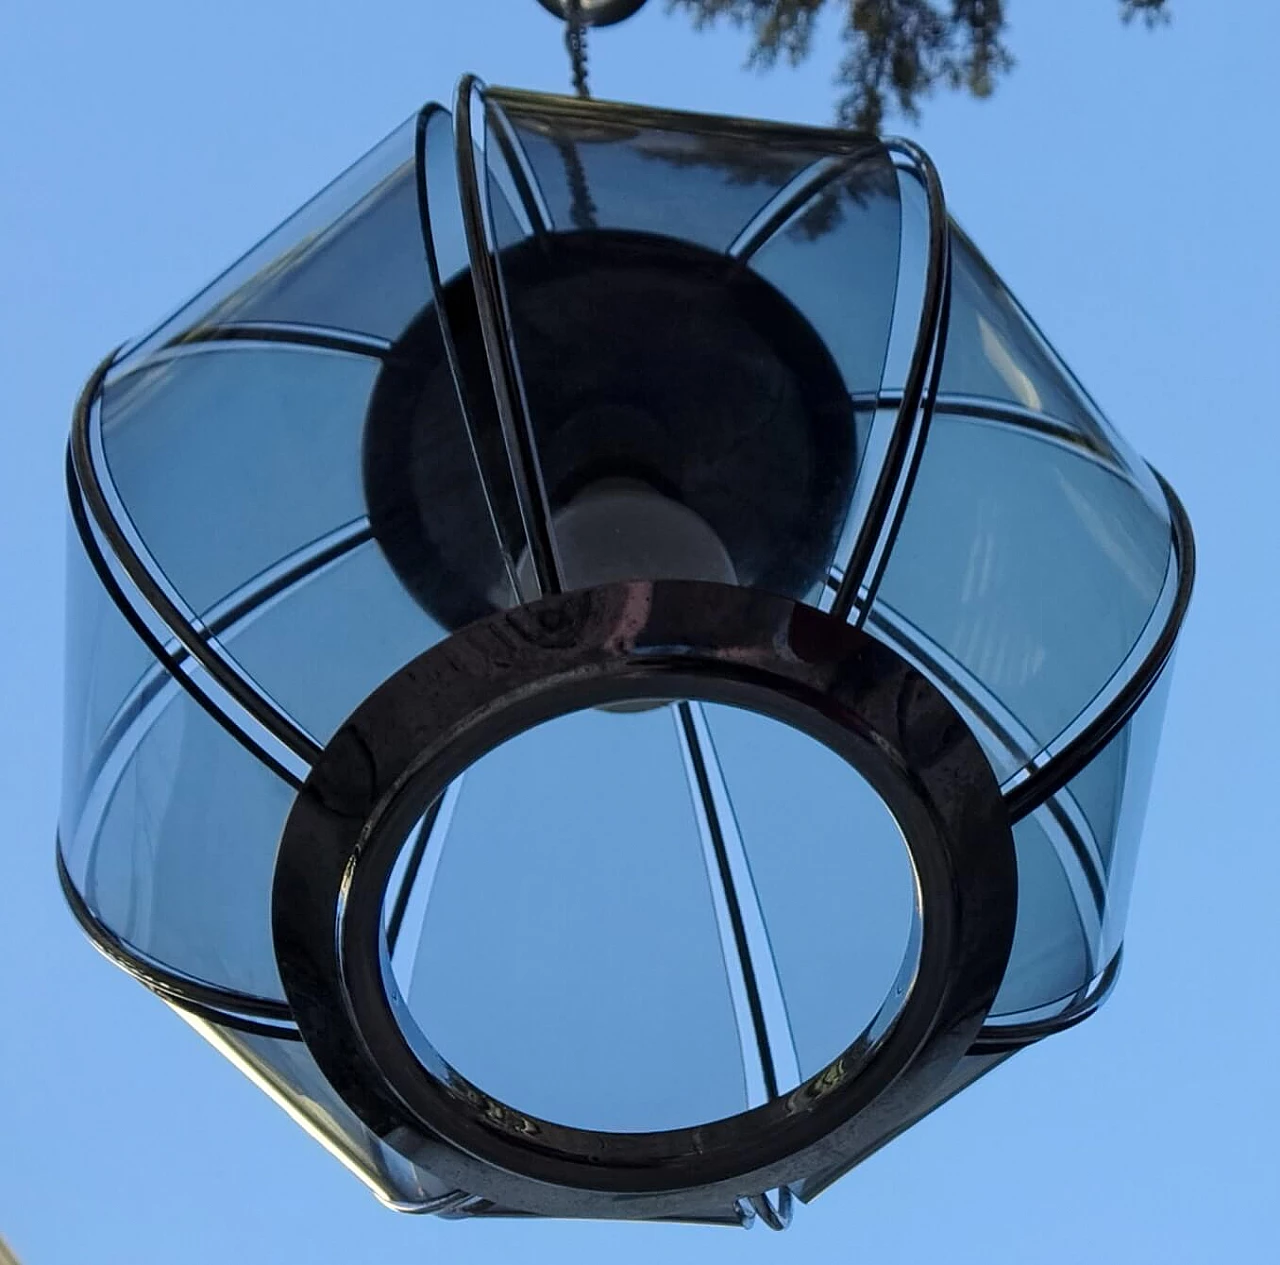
[556,0,598,229]
[564,0,591,98]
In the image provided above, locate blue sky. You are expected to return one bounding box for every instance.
[2,2,1277,1261]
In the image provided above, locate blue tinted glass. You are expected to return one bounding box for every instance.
[100,344,377,614]
[398,704,748,1132]
[61,525,152,838]
[940,228,1167,503]
[747,159,901,403]
[421,107,471,286]
[220,541,446,744]
[1082,665,1175,962]
[989,666,1175,1022]
[65,679,292,1001]
[877,412,1171,776]
[490,93,835,251]
[112,115,421,372]
[991,812,1094,1019]
[484,104,895,607]
[943,231,1096,425]
[701,704,917,1081]
[190,153,425,343]
[747,159,902,583]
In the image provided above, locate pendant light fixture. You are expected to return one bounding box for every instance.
[59,3,1193,1229]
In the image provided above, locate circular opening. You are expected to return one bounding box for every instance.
[378,699,920,1135]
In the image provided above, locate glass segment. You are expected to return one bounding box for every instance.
[869,222,1180,1021]
[192,1016,456,1209]
[61,102,510,1003]
[109,114,423,376]
[480,89,903,607]
[700,703,917,1081]
[100,345,378,616]
[988,663,1176,1023]
[61,524,153,837]
[487,92,837,248]
[60,669,293,1001]
[875,406,1171,780]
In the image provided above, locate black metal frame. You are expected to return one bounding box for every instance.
[272,579,1016,1218]
[59,78,1197,1212]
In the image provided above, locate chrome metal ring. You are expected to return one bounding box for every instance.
[273,579,1016,1219]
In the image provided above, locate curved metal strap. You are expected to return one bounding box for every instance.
[829,138,952,625]
[69,354,324,768]
[453,75,564,600]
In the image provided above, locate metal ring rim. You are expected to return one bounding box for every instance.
[273,580,1016,1213]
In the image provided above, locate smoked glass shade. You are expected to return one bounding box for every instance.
[61,81,1192,1227]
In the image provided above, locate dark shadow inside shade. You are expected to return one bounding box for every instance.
[362,230,858,626]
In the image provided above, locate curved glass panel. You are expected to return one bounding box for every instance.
[1086,662,1176,963]
[194,1017,453,1209]
[989,662,1175,1022]
[477,91,902,608]
[941,229,1162,500]
[88,111,513,745]
[991,812,1093,1017]
[871,233,1180,1023]
[876,406,1172,781]
[99,344,376,615]
[111,114,422,376]
[221,540,447,744]
[701,703,917,1081]
[61,673,291,1001]
[486,90,841,249]
[61,525,153,835]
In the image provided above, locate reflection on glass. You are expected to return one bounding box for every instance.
[480,102,903,608]
[877,413,1171,778]
[197,1016,452,1208]
[491,95,838,250]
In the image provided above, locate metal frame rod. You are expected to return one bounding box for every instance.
[69,354,324,768]
[829,139,951,624]
[414,103,525,602]
[673,700,800,1107]
[453,76,564,599]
